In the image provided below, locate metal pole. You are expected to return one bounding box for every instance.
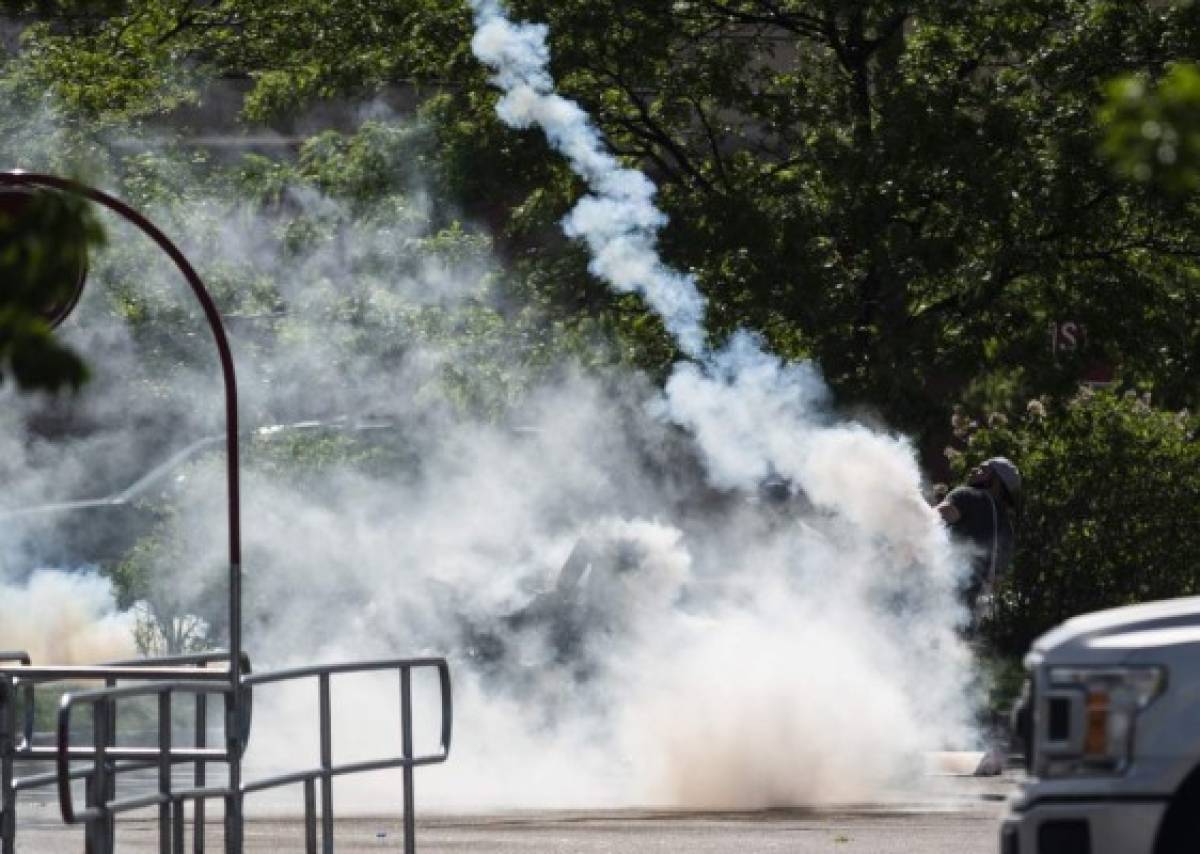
[0,171,245,854]
[195,689,207,854]
[84,771,97,854]
[159,692,172,854]
[319,675,333,854]
[400,667,415,854]
[0,678,15,854]
[304,779,318,854]
[87,699,112,854]
[105,677,117,853]
[173,800,186,854]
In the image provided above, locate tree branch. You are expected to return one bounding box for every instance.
[696,0,828,40]
[598,67,716,193]
[687,93,731,193]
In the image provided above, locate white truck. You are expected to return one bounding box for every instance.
[1000,596,1200,854]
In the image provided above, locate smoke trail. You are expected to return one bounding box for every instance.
[0,37,975,812]
[466,0,955,588]
[469,1,707,357]
[467,0,976,807]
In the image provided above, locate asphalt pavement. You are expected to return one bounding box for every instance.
[13,771,1017,853]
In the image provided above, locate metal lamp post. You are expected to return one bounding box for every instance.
[0,169,247,848]
[0,170,451,854]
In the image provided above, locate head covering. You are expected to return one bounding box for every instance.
[984,457,1021,502]
[758,474,792,506]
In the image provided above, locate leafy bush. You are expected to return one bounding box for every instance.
[951,389,1200,656]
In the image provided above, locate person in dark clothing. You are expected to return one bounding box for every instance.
[937,456,1021,623]
[937,456,1022,777]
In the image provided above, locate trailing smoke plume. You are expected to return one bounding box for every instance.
[470,0,707,358]
[461,0,976,807]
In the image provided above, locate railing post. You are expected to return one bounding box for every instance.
[86,698,112,854]
[194,686,207,854]
[0,677,15,854]
[304,778,318,854]
[400,666,415,854]
[159,691,173,854]
[105,677,117,853]
[319,674,333,854]
[173,800,186,854]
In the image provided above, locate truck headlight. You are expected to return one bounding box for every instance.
[1039,666,1165,777]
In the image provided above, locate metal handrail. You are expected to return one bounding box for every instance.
[56,681,233,825]
[16,757,202,793]
[0,652,249,854]
[11,666,233,683]
[103,651,244,668]
[54,657,452,854]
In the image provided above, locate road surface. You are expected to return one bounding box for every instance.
[14,771,1015,853]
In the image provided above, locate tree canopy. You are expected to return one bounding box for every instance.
[6,1,1199,447]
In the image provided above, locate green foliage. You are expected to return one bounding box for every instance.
[109,498,225,655]
[0,188,103,391]
[1102,63,1200,193]
[7,1,1200,443]
[952,390,1200,655]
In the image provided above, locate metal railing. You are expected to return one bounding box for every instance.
[0,652,243,854]
[51,657,451,854]
[57,680,233,854]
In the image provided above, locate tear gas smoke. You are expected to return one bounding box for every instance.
[0,570,135,664]
[469,0,707,359]
[0,15,979,817]
[457,0,976,806]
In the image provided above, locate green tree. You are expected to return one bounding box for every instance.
[11,0,1198,449]
[0,187,102,391]
[952,390,1200,655]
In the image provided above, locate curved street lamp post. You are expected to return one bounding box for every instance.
[0,171,451,854]
[1,170,248,848]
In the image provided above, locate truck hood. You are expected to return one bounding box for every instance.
[1030,596,1200,664]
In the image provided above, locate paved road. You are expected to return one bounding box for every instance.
[14,773,1016,853]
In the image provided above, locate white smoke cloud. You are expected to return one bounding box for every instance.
[0,570,135,664]
[462,0,979,808]
[0,5,981,820]
[470,3,708,357]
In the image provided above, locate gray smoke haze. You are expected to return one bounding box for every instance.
[0,8,981,817]
[0,571,134,663]
[457,0,978,807]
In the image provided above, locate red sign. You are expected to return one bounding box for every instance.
[1049,321,1115,385]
